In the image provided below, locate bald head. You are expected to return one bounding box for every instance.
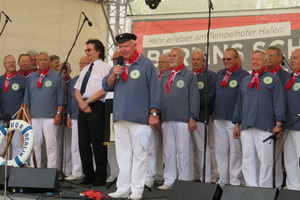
[79,56,90,71]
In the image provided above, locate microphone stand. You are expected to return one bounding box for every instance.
[3,114,12,200]
[202,0,214,183]
[0,16,11,36]
[281,56,292,72]
[263,117,300,188]
[58,14,90,186]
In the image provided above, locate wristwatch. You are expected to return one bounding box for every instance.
[276,123,282,128]
[56,111,61,115]
[85,98,91,104]
[149,112,158,116]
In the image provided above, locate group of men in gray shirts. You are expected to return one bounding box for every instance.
[1,32,300,200]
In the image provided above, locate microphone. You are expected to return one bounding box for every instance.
[82,12,93,27]
[1,11,12,22]
[3,113,12,129]
[116,56,124,83]
[281,56,285,66]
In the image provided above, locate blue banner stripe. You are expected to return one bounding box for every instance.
[14,156,22,167]
[22,126,32,135]
[0,127,6,136]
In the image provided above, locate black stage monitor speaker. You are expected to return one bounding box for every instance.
[168,180,222,200]
[277,189,300,200]
[8,167,59,193]
[0,165,12,186]
[221,185,278,200]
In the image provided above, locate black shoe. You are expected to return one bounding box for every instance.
[80,178,94,185]
[92,180,106,186]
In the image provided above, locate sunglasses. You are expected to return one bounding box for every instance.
[111,57,118,61]
[85,48,95,52]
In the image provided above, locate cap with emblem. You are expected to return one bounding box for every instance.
[115,33,137,44]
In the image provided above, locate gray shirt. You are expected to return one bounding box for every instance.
[232,71,286,132]
[0,73,26,117]
[24,69,64,118]
[102,54,161,125]
[160,67,200,123]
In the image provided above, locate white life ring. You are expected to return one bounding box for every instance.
[0,120,34,167]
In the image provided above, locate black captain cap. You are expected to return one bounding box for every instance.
[115,33,137,44]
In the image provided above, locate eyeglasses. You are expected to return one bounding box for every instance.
[4,61,16,64]
[85,48,95,52]
[222,58,232,61]
[111,57,118,61]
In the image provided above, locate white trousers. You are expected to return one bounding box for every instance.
[162,121,193,186]
[241,128,273,188]
[208,121,219,179]
[114,120,148,195]
[214,119,242,186]
[284,130,300,190]
[70,120,83,178]
[30,118,59,168]
[57,125,72,175]
[192,122,211,182]
[146,128,163,182]
[107,143,119,178]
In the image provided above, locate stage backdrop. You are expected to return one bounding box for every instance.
[128,7,300,72]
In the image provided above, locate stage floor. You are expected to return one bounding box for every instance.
[0,180,170,200]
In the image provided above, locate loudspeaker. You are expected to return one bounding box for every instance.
[221,185,278,200]
[0,165,12,186]
[277,189,300,200]
[168,180,222,200]
[8,167,59,193]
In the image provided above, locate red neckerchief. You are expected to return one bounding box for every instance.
[285,69,300,90]
[37,67,50,88]
[19,70,31,77]
[122,51,140,82]
[64,76,71,83]
[31,68,38,72]
[221,64,240,87]
[158,72,164,81]
[248,67,267,90]
[4,71,18,93]
[268,64,281,74]
[192,66,205,75]
[165,64,185,94]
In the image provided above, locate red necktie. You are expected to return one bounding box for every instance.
[165,64,185,94]
[4,71,18,93]
[286,70,300,90]
[221,64,240,87]
[192,66,205,75]
[122,51,140,82]
[248,67,267,90]
[37,67,50,88]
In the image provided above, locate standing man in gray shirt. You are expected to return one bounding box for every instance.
[24,52,64,168]
[104,33,160,200]
[158,47,200,190]
[0,55,26,158]
[232,50,286,188]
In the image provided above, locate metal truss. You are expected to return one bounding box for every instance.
[98,0,130,65]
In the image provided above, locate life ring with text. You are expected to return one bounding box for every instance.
[0,120,34,167]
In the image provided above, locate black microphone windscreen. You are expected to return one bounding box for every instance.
[88,21,93,26]
[117,56,124,66]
